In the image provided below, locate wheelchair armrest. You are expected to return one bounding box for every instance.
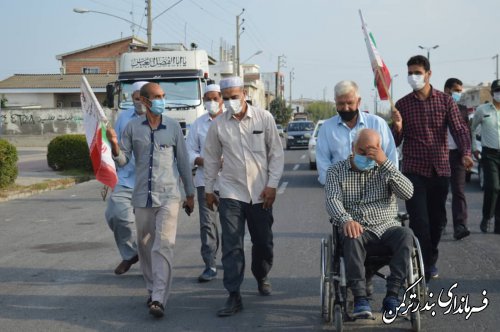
[397,212,409,222]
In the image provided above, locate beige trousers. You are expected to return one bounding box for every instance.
[135,200,180,306]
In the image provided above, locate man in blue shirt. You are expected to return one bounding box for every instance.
[105,81,148,275]
[316,80,398,186]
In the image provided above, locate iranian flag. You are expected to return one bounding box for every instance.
[359,10,392,101]
[81,76,118,189]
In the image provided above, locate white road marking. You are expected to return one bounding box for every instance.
[277,181,288,195]
[300,154,306,160]
[293,164,300,171]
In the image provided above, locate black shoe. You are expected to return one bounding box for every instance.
[480,219,489,233]
[114,255,139,275]
[258,277,272,296]
[149,301,164,318]
[217,292,242,317]
[453,225,470,240]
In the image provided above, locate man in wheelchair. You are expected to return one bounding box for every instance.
[325,128,414,319]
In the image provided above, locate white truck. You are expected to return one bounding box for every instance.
[107,50,210,135]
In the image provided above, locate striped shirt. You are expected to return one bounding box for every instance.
[393,87,471,177]
[114,115,195,208]
[470,102,500,151]
[325,158,414,238]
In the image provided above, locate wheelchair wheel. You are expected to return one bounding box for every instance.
[334,304,343,332]
[320,236,333,322]
[411,310,421,332]
[413,236,427,304]
[406,236,425,332]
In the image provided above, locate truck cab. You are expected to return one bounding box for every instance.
[110,50,210,135]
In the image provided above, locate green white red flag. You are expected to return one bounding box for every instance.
[359,10,392,101]
[80,76,118,189]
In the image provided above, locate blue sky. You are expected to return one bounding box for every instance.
[1,0,499,112]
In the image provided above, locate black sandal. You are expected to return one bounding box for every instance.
[149,301,164,318]
[146,296,152,308]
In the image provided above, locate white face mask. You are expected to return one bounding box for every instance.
[493,92,500,103]
[204,101,220,115]
[407,74,426,91]
[224,99,243,115]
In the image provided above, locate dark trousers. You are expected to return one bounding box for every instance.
[449,149,468,229]
[481,147,500,231]
[218,198,274,293]
[404,174,449,279]
[343,227,414,297]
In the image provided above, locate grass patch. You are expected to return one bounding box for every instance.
[60,169,94,177]
[0,170,94,200]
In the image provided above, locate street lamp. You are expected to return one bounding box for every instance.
[74,0,184,51]
[73,8,144,32]
[241,50,262,64]
[390,74,398,99]
[418,45,439,60]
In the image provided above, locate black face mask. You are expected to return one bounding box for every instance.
[338,109,359,122]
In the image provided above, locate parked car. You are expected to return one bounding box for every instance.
[285,120,315,150]
[276,124,284,137]
[308,120,325,169]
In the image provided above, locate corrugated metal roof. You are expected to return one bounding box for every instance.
[0,74,118,89]
[55,35,147,59]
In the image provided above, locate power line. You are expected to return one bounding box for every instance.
[210,0,237,16]
[189,0,233,25]
[86,0,131,15]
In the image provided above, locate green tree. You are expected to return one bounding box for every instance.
[269,98,293,125]
[305,101,336,123]
[0,94,7,108]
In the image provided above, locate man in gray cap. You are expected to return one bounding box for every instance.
[471,79,500,234]
[204,76,284,316]
[186,83,224,282]
[105,81,148,275]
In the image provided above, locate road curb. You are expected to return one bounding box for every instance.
[0,176,92,202]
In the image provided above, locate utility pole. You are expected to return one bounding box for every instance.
[277,55,286,99]
[235,9,245,76]
[289,68,295,107]
[146,0,152,51]
[493,54,499,80]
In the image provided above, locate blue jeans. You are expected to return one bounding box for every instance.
[219,198,274,293]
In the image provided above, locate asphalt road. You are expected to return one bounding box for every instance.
[1,148,499,331]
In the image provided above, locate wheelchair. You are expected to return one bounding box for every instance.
[320,213,426,331]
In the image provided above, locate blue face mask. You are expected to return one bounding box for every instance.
[353,154,376,171]
[148,98,166,115]
[451,91,462,103]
